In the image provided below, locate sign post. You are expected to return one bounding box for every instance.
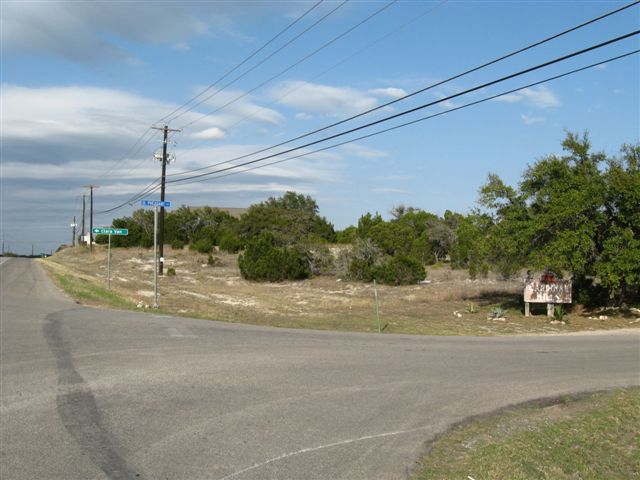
[153,206,158,308]
[92,227,128,289]
[141,200,171,307]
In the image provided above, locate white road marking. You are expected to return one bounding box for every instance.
[217,426,429,480]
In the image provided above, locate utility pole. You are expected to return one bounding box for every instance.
[71,216,77,247]
[84,185,99,251]
[81,194,86,246]
[151,125,180,275]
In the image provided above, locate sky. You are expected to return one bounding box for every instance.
[1,0,639,255]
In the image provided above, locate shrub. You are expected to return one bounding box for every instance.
[373,255,426,285]
[166,267,176,276]
[171,239,184,250]
[219,231,242,253]
[239,233,311,281]
[207,254,221,266]
[190,238,213,254]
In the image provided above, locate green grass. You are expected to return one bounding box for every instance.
[53,272,135,310]
[413,388,640,480]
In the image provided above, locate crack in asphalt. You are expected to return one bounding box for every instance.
[44,309,140,480]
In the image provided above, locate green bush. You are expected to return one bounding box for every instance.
[219,231,242,253]
[373,255,426,285]
[171,239,184,250]
[190,238,213,254]
[239,233,311,281]
[166,267,176,276]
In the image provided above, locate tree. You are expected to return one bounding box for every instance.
[238,192,335,245]
[477,131,639,303]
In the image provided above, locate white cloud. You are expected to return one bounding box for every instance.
[493,85,560,109]
[368,87,407,99]
[340,143,387,159]
[191,127,226,140]
[521,114,545,125]
[0,2,271,64]
[270,81,378,116]
[295,112,314,121]
[173,42,191,52]
[594,64,607,71]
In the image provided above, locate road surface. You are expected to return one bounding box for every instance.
[1,258,638,479]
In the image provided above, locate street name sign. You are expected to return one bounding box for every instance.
[141,200,171,208]
[92,227,129,236]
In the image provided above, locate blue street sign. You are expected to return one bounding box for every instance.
[141,200,171,208]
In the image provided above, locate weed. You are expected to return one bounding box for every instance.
[465,303,478,314]
[167,267,176,276]
[488,307,507,319]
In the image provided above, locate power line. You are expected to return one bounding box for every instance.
[96,1,333,185]
[169,0,640,178]
[170,0,449,161]
[161,0,326,124]
[166,30,640,185]
[191,50,640,185]
[96,4,639,214]
[105,50,640,198]
[178,0,399,130]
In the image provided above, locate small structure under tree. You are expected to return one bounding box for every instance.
[524,271,572,317]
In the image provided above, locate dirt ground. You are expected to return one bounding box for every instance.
[43,245,640,336]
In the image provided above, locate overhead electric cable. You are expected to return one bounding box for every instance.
[99,1,325,182]
[172,0,449,159]
[112,50,639,198]
[167,0,344,124]
[167,0,640,178]
[159,0,324,124]
[167,29,639,184]
[99,30,638,213]
[96,3,639,214]
[179,0,399,130]
[191,50,639,185]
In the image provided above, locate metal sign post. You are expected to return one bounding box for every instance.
[92,227,128,290]
[153,206,159,308]
[141,200,171,308]
[108,234,111,290]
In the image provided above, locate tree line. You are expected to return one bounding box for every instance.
[97,133,639,304]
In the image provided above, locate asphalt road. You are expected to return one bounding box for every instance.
[1,258,639,480]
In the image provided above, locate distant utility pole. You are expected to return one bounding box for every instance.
[151,125,180,275]
[81,194,86,245]
[71,216,77,247]
[84,185,99,251]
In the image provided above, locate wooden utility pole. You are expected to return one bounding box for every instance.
[151,125,180,275]
[84,185,99,251]
[81,195,86,245]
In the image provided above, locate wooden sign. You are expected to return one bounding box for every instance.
[524,279,572,304]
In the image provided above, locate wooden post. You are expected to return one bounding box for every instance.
[547,303,555,318]
[525,302,530,317]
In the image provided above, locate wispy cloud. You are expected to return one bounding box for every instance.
[372,187,410,194]
[368,87,407,99]
[270,81,378,116]
[521,114,545,125]
[494,85,560,109]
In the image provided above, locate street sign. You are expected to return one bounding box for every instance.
[141,200,171,208]
[92,227,129,235]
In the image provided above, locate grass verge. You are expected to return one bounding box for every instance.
[412,388,640,480]
[41,261,135,310]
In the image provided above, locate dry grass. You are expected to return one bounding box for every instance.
[42,245,640,336]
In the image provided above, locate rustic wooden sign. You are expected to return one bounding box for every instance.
[524,279,572,304]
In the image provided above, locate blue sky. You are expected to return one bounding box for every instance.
[1,0,639,254]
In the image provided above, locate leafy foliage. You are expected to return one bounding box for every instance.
[239,232,311,282]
